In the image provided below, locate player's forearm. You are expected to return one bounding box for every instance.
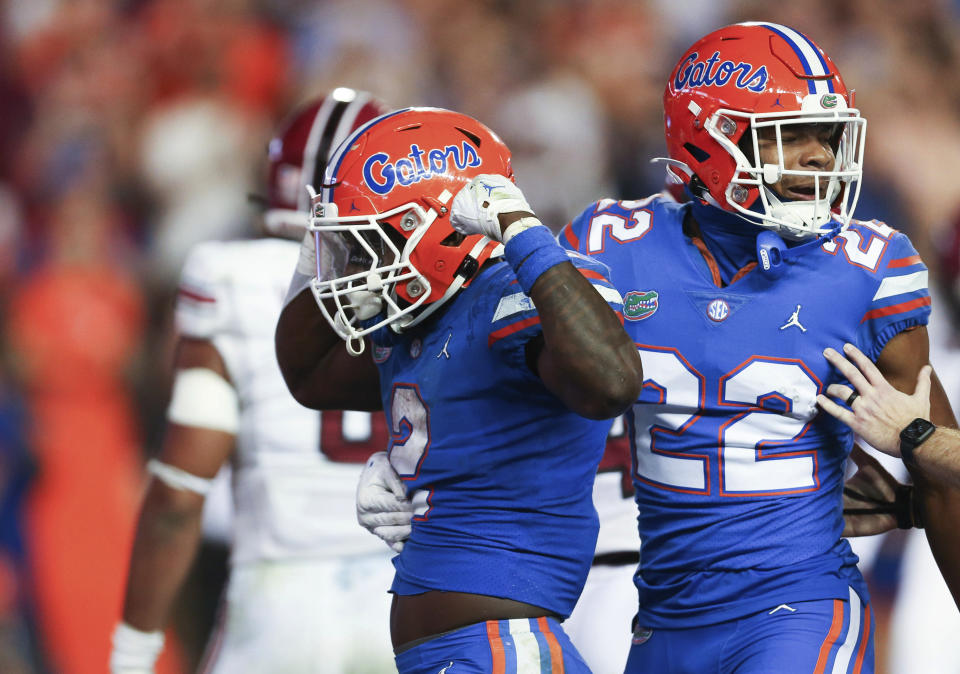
[276,290,340,402]
[909,427,960,489]
[913,450,960,608]
[532,264,643,419]
[915,480,960,608]
[275,290,382,410]
[121,482,206,631]
[912,380,960,608]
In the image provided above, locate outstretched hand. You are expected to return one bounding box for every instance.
[817,342,932,457]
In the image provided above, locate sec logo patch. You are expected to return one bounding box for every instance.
[706,298,730,322]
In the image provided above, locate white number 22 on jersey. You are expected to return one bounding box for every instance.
[632,346,821,496]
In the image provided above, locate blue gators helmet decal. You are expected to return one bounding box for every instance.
[673,51,769,93]
[363,142,482,196]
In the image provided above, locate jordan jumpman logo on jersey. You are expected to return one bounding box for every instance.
[780,305,807,332]
[437,332,453,359]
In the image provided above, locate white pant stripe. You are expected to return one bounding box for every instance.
[831,586,862,674]
[508,618,546,673]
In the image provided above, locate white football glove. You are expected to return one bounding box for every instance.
[450,174,534,242]
[356,451,413,553]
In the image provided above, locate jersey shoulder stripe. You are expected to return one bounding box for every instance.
[486,254,622,349]
[862,232,929,310]
[853,228,931,358]
[887,254,922,269]
[176,241,229,339]
[861,296,932,323]
[872,269,928,302]
[177,285,216,304]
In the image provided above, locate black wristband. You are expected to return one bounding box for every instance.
[894,484,916,529]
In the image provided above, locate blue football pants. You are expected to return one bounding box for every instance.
[624,587,874,674]
[395,616,591,674]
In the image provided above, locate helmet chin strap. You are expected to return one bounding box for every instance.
[761,184,840,240]
[690,191,843,281]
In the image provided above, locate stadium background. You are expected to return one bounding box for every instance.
[1,0,959,672]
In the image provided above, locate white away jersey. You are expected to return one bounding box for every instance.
[175,239,391,563]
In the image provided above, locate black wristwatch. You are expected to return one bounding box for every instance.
[899,418,936,466]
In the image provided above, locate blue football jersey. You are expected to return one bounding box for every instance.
[378,254,624,619]
[560,194,931,627]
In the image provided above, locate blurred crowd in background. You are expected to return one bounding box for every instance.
[2,0,960,672]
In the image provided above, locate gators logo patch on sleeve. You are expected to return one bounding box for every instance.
[624,290,659,321]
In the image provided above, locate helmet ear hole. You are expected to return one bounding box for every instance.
[378,220,409,250]
[439,231,466,247]
[736,131,756,159]
[683,143,710,163]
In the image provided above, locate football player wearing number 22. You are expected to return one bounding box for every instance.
[559,22,960,674]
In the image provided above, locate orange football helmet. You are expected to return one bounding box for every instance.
[308,107,512,353]
[659,22,866,239]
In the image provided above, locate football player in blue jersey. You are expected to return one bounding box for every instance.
[555,21,960,674]
[274,107,643,673]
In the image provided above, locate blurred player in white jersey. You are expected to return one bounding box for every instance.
[561,421,640,673]
[110,88,399,674]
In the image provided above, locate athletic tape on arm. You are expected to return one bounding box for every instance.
[166,367,239,433]
[147,460,214,495]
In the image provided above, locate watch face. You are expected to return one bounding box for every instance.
[904,418,935,442]
[901,418,935,466]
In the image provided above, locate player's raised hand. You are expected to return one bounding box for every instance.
[356,451,413,552]
[842,445,918,536]
[450,174,535,241]
[817,342,932,457]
